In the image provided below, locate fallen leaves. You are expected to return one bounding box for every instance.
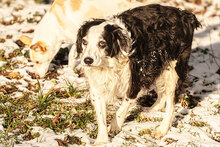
[55,135,85,146]
[52,113,60,126]
[22,29,35,33]
[8,72,21,79]
[164,138,178,144]
[0,38,6,43]
[15,39,25,48]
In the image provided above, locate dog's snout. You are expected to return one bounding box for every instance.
[84,57,94,65]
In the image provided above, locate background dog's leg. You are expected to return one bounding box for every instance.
[68,44,80,69]
[109,98,136,135]
[152,60,178,139]
[91,93,108,145]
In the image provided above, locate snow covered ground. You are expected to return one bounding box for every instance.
[0,0,219,146]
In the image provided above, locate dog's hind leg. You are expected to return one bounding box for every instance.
[90,92,108,145]
[175,47,191,98]
[108,98,136,136]
[151,73,167,111]
[151,60,179,139]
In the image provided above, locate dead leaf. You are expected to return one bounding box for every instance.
[196,103,201,107]
[53,113,60,126]
[8,72,20,79]
[15,39,25,48]
[28,103,34,109]
[165,138,178,144]
[0,88,7,94]
[22,29,34,33]
[55,138,66,146]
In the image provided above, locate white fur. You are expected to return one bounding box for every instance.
[85,58,131,144]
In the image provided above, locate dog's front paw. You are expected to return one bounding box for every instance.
[151,128,166,139]
[108,118,121,137]
[93,138,108,146]
[93,133,108,146]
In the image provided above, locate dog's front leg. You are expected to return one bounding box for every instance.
[90,92,108,145]
[109,98,136,136]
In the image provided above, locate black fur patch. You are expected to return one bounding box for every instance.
[116,4,201,98]
[76,19,105,55]
[103,24,130,57]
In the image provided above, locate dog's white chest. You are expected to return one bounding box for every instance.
[85,63,130,102]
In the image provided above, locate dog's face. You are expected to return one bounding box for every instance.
[76,20,131,67]
[20,35,51,77]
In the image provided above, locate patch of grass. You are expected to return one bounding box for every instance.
[125,136,137,143]
[23,131,40,141]
[126,107,142,122]
[0,67,92,146]
[139,129,151,136]
[88,125,98,139]
[64,80,84,98]
[34,116,68,133]
[137,116,163,123]
[179,93,190,108]
[13,5,24,12]
[0,83,19,94]
[35,81,55,110]
[164,138,178,145]
[55,135,86,146]
[1,15,24,25]
[214,104,220,115]
[9,48,24,58]
[71,110,94,130]
[189,120,210,127]
[44,70,60,80]
[0,49,6,60]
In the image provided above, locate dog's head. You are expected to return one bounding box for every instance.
[20,35,51,77]
[76,19,132,67]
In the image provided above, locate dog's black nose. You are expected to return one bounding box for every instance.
[84,57,94,65]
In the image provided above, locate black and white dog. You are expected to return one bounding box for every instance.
[74,4,200,145]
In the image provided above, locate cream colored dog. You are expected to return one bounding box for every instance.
[20,0,155,78]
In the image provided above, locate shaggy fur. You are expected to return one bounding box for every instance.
[75,4,201,145]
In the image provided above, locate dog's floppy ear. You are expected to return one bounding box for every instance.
[30,41,47,52]
[104,24,131,57]
[76,19,106,56]
[19,35,32,46]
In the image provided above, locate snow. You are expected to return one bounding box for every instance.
[0,0,219,146]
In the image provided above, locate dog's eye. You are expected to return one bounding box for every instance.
[36,61,39,64]
[82,39,88,45]
[98,41,106,49]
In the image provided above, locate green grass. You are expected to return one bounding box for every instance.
[139,129,151,136]
[0,78,94,146]
[64,80,85,98]
[189,120,210,127]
